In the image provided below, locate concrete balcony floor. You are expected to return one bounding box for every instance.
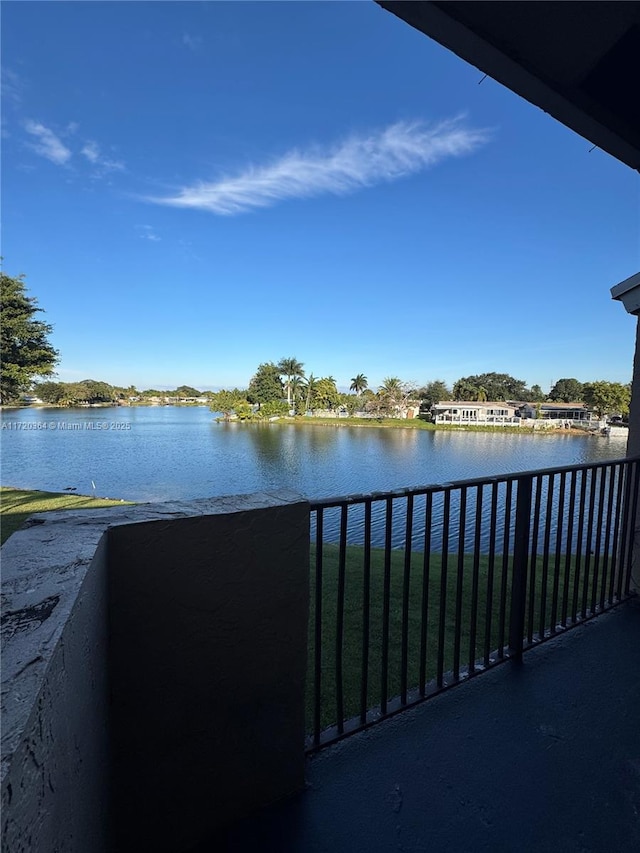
[201,599,640,853]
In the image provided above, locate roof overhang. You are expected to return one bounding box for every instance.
[376,1,640,172]
[611,272,640,315]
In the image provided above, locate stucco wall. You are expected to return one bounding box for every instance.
[108,496,310,852]
[1,491,309,853]
[1,524,110,853]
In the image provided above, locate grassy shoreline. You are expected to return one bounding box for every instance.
[0,487,133,544]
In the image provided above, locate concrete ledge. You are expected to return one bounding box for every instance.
[1,490,309,853]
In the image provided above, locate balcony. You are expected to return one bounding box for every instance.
[2,458,639,852]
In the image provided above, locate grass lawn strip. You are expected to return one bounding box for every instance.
[0,486,133,544]
[308,542,612,731]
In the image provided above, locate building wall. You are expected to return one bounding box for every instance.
[1,533,110,853]
[1,491,310,853]
[108,498,310,852]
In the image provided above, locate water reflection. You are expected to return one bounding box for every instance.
[0,406,627,507]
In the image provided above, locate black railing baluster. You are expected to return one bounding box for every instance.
[359,500,372,725]
[335,505,348,734]
[617,462,634,600]
[483,482,498,668]
[497,480,513,659]
[437,490,451,687]
[469,485,483,675]
[453,487,467,681]
[624,461,640,596]
[572,469,587,623]
[419,493,433,696]
[591,466,607,614]
[313,509,324,747]
[582,470,598,618]
[600,465,615,610]
[550,472,566,633]
[400,495,414,705]
[306,456,638,754]
[538,474,554,639]
[610,463,624,603]
[509,474,532,658]
[380,497,393,715]
[527,476,543,644]
[561,471,577,627]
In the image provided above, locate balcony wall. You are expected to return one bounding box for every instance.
[1,491,309,853]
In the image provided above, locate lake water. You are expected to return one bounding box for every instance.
[0,405,628,503]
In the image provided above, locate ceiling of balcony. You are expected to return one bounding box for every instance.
[377,1,640,172]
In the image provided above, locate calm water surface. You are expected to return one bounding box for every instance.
[0,406,627,503]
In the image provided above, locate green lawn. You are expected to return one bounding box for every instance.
[0,487,133,544]
[308,542,615,732]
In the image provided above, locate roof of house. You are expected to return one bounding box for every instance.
[434,401,516,408]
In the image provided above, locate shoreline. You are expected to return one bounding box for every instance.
[2,404,613,437]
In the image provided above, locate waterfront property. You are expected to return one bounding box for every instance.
[3,3,640,852]
[433,400,520,426]
[518,401,597,424]
[2,457,639,852]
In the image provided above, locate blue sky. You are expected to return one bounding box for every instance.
[3,1,638,393]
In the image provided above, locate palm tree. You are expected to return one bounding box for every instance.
[304,373,318,412]
[378,377,406,416]
[289,375,305,411]
[350,374,368,395]
[277,357,305,407]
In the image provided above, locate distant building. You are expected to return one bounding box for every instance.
[517,402,596,423]
[433,401,519,426]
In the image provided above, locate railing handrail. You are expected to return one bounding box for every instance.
[309,456,639,509]
[307,455,638,752]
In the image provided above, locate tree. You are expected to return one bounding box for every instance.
[528,384,546,402]
[74,379,117,404]
[35,381,67,404]
[209,389,249,421]
[255,400,289,419]
[175,385,201,398]
[452,372,528,401]
[303,373,318,412]
[247,363,284,406]
[549,378,583,403]
[582,381,630,419]
[350,374,368,395]
[277,357,305,407]
[377,377,411,416]
[417,380,451,417]
[0,271,58,403]
[314,377,340,410]
[289,375,306,413]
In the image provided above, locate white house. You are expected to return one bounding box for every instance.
[432,401,520,426]
[517,402,596,423]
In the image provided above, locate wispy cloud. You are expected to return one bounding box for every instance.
[24,119,71,165]
[182,33,202,52]
[146,117,490,216]
[81,140,125,173]
[2,67,24,104]
[136,224,161,242]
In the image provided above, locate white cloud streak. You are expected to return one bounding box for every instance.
[146,117,490,216]
[81,140,125,173]
[24,120,71,165]
[136,224,161,242]
[182,33,202,52]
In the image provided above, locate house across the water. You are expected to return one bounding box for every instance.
[433,401,520,426]
[517,402,596,423]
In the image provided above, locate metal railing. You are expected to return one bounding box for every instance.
[306,457,639,752]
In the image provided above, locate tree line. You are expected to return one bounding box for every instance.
[207,363,631,421]
[0,271,630,419]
